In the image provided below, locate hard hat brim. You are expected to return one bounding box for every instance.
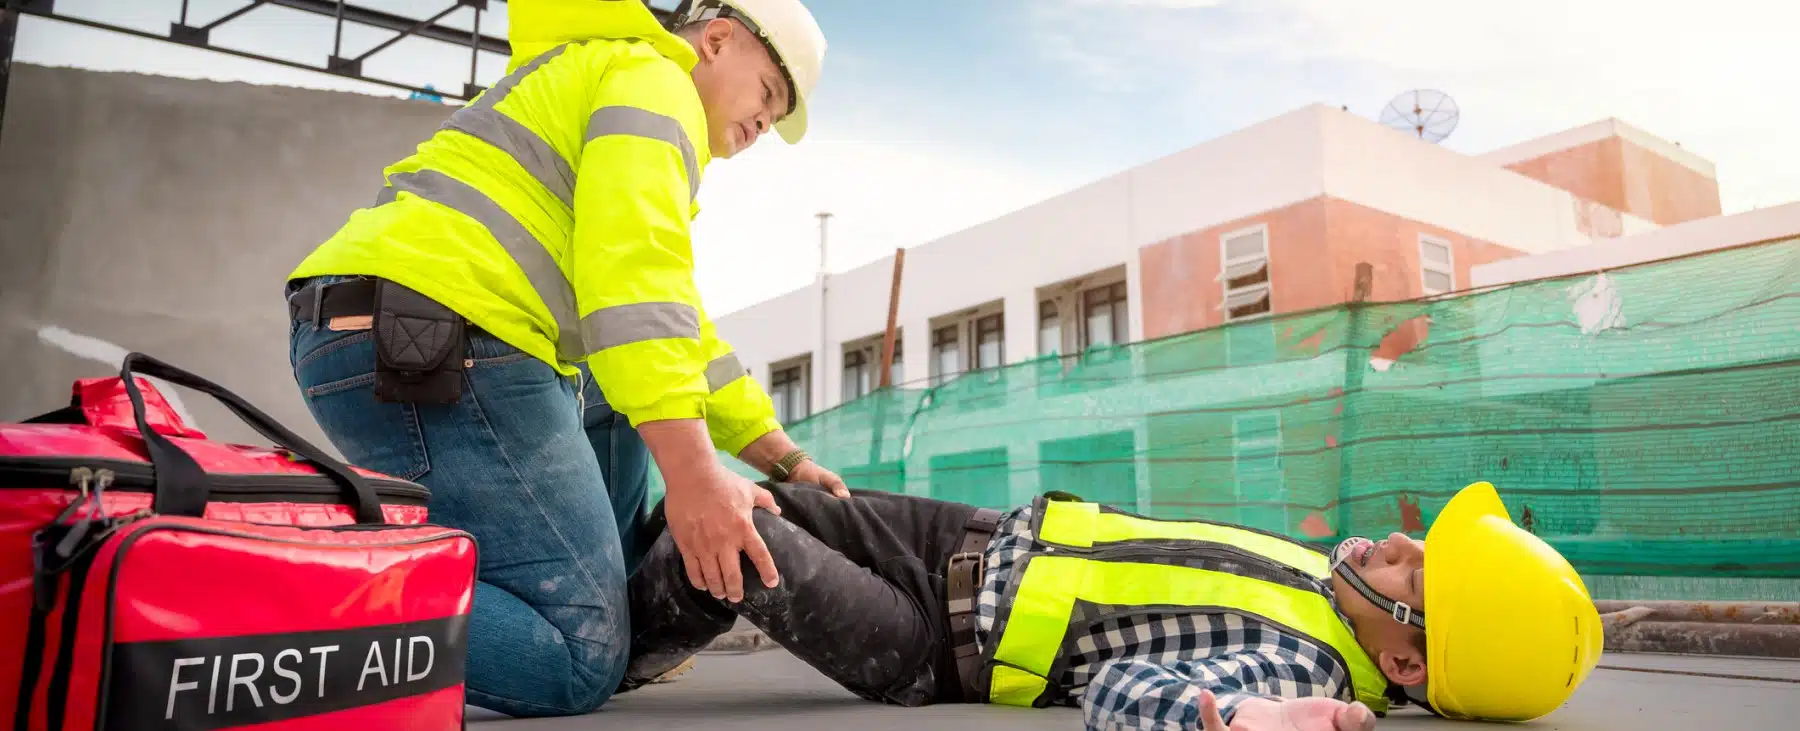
[1422,482,1509,717]
[775,95,808,143]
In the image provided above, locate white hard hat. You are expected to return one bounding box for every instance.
[680,0,827,144]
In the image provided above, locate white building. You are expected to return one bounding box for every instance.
[717,104,1731,424]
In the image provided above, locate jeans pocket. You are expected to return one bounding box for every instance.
[292,326,432,482]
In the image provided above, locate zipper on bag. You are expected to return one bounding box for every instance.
[0,456,430,505]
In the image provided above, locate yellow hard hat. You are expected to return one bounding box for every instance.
[1421,482,1606,721]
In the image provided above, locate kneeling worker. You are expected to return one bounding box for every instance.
[282,0,843,718]
[624,481,1604,731]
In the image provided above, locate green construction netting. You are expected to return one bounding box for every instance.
[660,237,1800,595]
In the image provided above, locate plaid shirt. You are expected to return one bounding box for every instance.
[974,504,1361,731]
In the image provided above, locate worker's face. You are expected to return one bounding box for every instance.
[1332,533,1429,687]
[687,18,792,158]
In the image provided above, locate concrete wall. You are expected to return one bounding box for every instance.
[1138,195,1531,340]
[1481,118,1722,226]
[1318,107,1633,255]
[0,63,452,452]
[1471,200,1800,287]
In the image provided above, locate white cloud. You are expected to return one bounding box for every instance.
[1031,0,1800,213]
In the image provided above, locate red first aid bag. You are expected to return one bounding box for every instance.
[1,354,477,730]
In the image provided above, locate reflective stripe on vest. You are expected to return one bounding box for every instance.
[374,42,706,367]
[982,499,1391,714]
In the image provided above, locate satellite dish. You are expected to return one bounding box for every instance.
[1379,89,1459,144]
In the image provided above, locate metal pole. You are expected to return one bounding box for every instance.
[814,212,831,417]
[0,4,17,145]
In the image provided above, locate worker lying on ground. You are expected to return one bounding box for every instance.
[621,481,1604,731]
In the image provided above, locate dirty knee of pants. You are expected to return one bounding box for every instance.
[626,530,739,682]
[727,510,941,704]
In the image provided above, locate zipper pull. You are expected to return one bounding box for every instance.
[47,468,94,526]
[53,469,111,560]
[32,469,93,610]
[91,469,114,514]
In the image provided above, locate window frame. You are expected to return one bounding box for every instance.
[769,360,810,424]
[1219,223,1273,322]
[1419,234,1456,295]
[930,323,962,385]
[975,313,1005,369]
[841,333,903,401]
[1079,281,1129,350]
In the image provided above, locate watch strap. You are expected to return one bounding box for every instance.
[770,449,811,481]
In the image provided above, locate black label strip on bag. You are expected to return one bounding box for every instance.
[100,614,470,731]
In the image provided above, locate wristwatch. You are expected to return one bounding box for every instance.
[768,449,811,481]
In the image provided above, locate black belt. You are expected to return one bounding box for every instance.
[287,276,469,405]
[287,277,386,324]
[946,507,1003,702]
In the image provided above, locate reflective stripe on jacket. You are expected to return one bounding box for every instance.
[288,0,781,454]
[980,497,1392,714]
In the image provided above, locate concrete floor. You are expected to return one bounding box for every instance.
[467,649,1800,730]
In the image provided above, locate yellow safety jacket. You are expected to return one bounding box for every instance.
[980,497,1392,714]
[288,0,781,455]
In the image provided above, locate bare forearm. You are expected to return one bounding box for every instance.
[736,429,801,477]
[638,418,721,490]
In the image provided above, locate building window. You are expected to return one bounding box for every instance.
[975,314,1004,369]
[1420,235,1455,295]
[841,349,869,403]
[931,324,961,384]
[1038,300,1061,356]
[1221,226,1271,321]
[887,337,904,387]
[1081,281,1128,349]
[770,363,808,424]
[842,336,903,402]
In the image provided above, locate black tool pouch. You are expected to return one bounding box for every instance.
[372,280,466,404]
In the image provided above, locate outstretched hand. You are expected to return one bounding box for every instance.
[1199,693,1377,731]
[787,459,849,498]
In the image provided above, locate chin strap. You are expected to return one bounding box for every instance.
[1328,540,1427,630]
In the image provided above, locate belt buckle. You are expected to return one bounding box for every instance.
[287,278,337,326]
[947,550,984,585]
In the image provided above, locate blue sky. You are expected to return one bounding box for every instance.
[19,0,1799,315]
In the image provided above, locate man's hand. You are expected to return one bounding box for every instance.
[640,419,783,603]
[738,429,849,498]
[1199,693,1376,731]
[787,460,849,498]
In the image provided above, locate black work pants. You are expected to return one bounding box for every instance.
[625,482,981,706]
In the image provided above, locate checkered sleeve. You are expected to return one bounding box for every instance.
[1079,645,1347,731]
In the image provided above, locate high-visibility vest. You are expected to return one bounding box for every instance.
[980,497,1392,714]
[287,0,780,454]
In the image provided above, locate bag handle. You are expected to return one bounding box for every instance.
[117,353,388,525]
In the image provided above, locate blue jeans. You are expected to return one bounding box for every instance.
[285,277,651,717]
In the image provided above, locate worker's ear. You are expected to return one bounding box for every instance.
[693,17,733,60]
[1379,644,1427,687]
